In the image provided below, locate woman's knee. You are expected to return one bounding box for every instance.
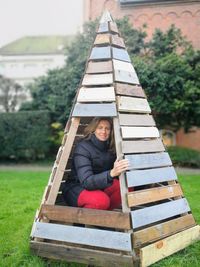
[78,190,110,210]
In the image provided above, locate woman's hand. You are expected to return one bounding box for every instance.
[110,159,129,177]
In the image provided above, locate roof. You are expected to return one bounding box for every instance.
[0,35,74,56]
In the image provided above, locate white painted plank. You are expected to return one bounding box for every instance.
[114,70,139,84]
[82,74,113,86]
[32,222,132,252]
[112,47,131,62]
[121,126,159,139]
[77,87,115,102]
[131,198,191,229]
[113,59,135,72]
[118,96,151,113]
[97,22,109,33]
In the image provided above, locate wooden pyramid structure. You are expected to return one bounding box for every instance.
[30,11,200,267]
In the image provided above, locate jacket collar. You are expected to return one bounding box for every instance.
[90,134,109,151]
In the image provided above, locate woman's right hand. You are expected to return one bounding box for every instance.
[110,159,129,177]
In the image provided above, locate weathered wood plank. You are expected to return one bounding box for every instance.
[112,47,131,62]
[110,22,119,33]
[40,204,131,230]
[30,241,134,267]
[131,198,190,229]
[133,214,196,247]
[121,126,159,139]
[82,74,113,86]
[97,22,109,33]
[119,114,155,126]
[32,222,132,252]
[126,166,177,187]
[114,70,139,85]
[94,34,110,45]
[128,184,183,207]
[113,59,135,72]
[140,225,200,267]
[117,96,151,113]
[90,47,111,60]
[125,152,172,169]
[77,87,115,102]
[86,60,113,74]
[115,83,145,98]
[122,139,165,154]
[72,103,117,117]
[111,35,125,48]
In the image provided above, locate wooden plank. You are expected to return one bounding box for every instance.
[82,74,113,86]
[121,126,159,139]
[114,70,139,85]
[115,83,146,98]
[112,47,131,62]
[126,166,177,187]
[94,34,110,45]
[140,225,200,267]
[133,214,196,247]
[122,139,165,154]
[111,35,125,48]
[32,222,132,252]
[119,114,155,126]
[131,198,190,229]
[90,47,111,60]
[86,60,113,74]
[128,184,183,207]
[117,96,151,113]
[77,87,115,102]
[40,204,131,230]
[30,241,134,267]
[72,103,117,117]
[97,22,109,33]
[113,59,135,72]
[110,22,119,33]
[125,152,172,169]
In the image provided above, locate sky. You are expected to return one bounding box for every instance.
[0,0,83,47]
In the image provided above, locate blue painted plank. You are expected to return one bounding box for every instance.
[112,47,131,62]
[90,47,111,60]
[98,22,109,33]
[72,103,117,117]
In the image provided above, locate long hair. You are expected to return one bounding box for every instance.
[84,117,115,152]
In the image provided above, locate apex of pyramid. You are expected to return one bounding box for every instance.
[100,10,113,23]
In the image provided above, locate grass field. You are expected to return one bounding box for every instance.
[0,170,199,267]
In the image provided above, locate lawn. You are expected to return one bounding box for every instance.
[0,170,199,267]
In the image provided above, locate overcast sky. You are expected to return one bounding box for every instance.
[0,0,83,47]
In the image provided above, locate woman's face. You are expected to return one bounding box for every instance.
[94,120,111,142]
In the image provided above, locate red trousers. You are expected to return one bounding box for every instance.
[77,178,121,210]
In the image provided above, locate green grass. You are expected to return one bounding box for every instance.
[0,170,199,267]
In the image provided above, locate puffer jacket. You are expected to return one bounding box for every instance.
[62,134,116,206]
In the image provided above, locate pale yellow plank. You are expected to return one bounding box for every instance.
[77,87,115,102]
[82,74,113,86]
[117,96,151,113]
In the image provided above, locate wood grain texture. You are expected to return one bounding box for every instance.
[122,139,165,154]
[131,198,190,229]
[94,34,110,45]
[86,60,113,74]
[115,83,145,98]
[40,204,131,229]
[126,166,177,187]
[77,87,115,102]
[32,222,132,251]
[111,35,125,48]
[119,114,155,126]
[72,103,117,117]
[82,74,113,86]
[121,126,159,139]
[112,47,131,62]
[97,22,109,33]
[110,22,119,33]
[128,184,183,207]
[133,214,196,247]
[140,225,200,267]
[114,70,139,85]
[117,96,151,113]
[89,47,111,60]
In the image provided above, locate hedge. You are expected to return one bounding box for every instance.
[0,111,51,161]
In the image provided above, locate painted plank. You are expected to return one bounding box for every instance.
[126,166,177,187]
[110,22,119,33]
[97,22,109,33]
[128,184,183,207]
[94,34,110,45]
[100,11,113,23]
[86,60,113,74]
[112,47,131,62]
[89,47,111,60]
[133,214,196,247]
[77,87,115,102]
[125,152,172,169]
[40,204,131,230]
[119,114,155,126]
[111,35,125,48]
[30,241,134,267]
[140,225,200,267]
[121,126,159,139]
[32,222,132,252]
[114,70,139,84]
[131,198,191,229]
[72,103,117,117]
[116,83,145,98]
[113,59,135,72]
[122,139,165,154]
[117,96,151,113]
[82,74,113,86]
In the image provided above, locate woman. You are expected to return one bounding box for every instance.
[62,117,129,210]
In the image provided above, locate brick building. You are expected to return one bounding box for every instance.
[83,0,200,151]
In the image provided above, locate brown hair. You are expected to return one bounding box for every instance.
[84,117,115,151]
